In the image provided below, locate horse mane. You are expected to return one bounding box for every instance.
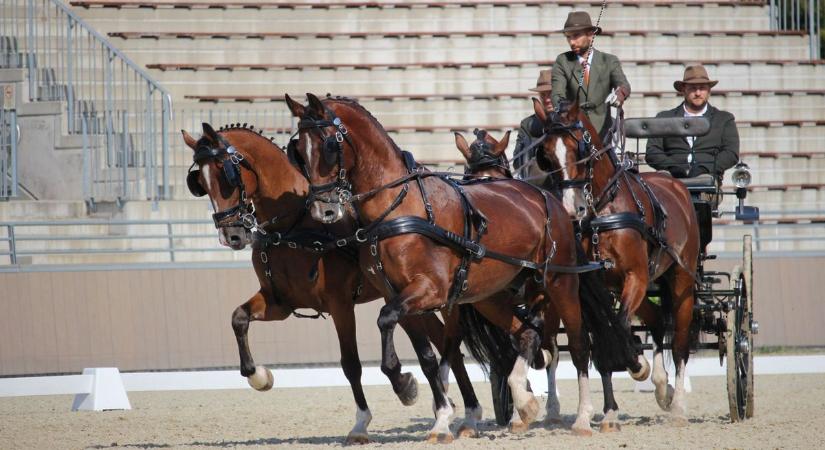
[322,96,404,156]
[217,123,285,152]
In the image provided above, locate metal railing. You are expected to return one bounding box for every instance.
[0,216,823,268]
[770,0,822,58]
[0,218,250,266]
[0,0,172,204]
[1,107,18,199]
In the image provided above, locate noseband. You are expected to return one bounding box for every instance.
[187,137,258,230]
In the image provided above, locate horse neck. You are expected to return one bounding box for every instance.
[332,104,412,216]
[222,130,309,231]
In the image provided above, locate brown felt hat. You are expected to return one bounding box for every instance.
[528,70,552,92]
[674,65,719,91]
[558,11,602,35]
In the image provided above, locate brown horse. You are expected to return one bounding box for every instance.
[287,93,639,438]
[455,128,565,425]
[533,98,700,426]
[457,128,654,429]
[181,123,484,443]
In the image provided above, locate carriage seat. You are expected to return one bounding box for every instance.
[680,173,718,194]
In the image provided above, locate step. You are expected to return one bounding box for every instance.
[109,31,811,66]
[147,60,825,93]
[73,2,771,34]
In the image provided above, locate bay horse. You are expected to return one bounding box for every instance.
[286,93,640,438]
[532,98,700,426]
[181,123,484,443]
[457,128,654,430]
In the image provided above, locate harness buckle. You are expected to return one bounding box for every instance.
[241,213,257,230]
[313,241,325,252]
[270,232,282,246]
[335,131,344,143]
[288,242,298,249]
[370,243,378,256]
[230,153,244,164]
[260,251,268,264]
[336,238,348,247]
[355,228,367,243]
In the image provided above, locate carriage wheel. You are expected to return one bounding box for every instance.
[726,235,754,421]
[489,367,514,426]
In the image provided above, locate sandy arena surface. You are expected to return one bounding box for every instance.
[1,373,822,449]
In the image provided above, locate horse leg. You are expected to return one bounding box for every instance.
[328,298,372,444]
[668,268,696,426]
[542,304,563,425]
[636,296,672,412]
[428,309,483,438]
[548,273,594,436]
[621,272,652,381]
[231,290,290,391]
[377,278,452,443]
[469,299,539,433]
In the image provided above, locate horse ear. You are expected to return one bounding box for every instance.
[532,97,547,123]
[492,130,511,156]
[201,123,220,143]
[306,93,325,117]
[285,93,305,118]
[454,132,471,161]
[181,130,198,150]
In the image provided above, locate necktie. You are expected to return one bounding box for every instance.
[583,63,590,87]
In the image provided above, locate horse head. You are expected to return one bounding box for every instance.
[532,97,593,219]
[285,93,359,224]
[455,128,512,178]
[183,122,303,249]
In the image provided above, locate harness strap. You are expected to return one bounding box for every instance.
[369,216,607,274]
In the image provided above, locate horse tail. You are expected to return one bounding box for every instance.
[658,278,676,349]
[575,241,639,373]
[457,304,518,380]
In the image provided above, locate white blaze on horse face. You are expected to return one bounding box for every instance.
[202,165,229,246]
[304,134,314,177]
[555,138,584,218]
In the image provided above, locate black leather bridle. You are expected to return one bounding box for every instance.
[296,109,356,207]
[187,137,258,230]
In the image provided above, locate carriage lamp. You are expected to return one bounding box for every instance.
[731,162,752,189]
[732,162,759,222]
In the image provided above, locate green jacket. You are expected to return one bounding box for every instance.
[551,49,630,135]
[645,103,740,180]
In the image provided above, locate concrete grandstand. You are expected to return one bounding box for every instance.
[1,0,823,263]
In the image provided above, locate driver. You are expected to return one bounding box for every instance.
[645,64,740,186]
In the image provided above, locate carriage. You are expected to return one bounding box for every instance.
[489,115,760,425]
[624,116,758,422]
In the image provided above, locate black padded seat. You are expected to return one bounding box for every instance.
[625,117,711,139]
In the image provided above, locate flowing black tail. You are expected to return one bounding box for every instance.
[575,242,641,373]
[457,304,520,379]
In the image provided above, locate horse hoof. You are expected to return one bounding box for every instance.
[599,420,622,433]
[629,355,651,381]
[543,416,563,427]
[655,385,675,411]
[508,420,529,433]
[516,397,540,425]
[425,432,454,444]
[345,432,370,445]
[397,372,418,406]
[247,366,273,391]
[456,424,477,438]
